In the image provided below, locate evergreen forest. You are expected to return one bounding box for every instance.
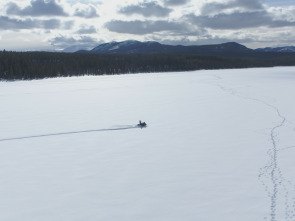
[1,50,295,80]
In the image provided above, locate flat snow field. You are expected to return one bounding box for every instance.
[0,67,295,221]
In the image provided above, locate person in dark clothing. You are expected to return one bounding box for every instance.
[138,120,147,127]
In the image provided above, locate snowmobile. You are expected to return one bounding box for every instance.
[137,120,147,128]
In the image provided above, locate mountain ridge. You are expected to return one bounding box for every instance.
[75,40,295,55]
[76,40,252,55]
[255,46,295,53]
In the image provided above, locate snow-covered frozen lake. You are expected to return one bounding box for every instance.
[1,67,295,221]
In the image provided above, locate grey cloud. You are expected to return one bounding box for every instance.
[63,21,74,30]
[49,35,98,51]
[0,16,63,30]
[42,19,61,29]
[74,5,99,18]
[50,35,97,45]
[76,26,97,34]
[163,0,190,6]
[201,0,263,15]
[6,0,68,17]
[105,20,190,35]
[119,2,172,17]
[0,16,32,30]
[188,11,295,29]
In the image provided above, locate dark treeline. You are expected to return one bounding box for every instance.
[1,50,295,80]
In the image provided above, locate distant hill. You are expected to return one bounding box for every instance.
[76,40,253,55]
[255,46,295,53]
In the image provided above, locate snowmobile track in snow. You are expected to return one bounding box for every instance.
[0,125,140,142]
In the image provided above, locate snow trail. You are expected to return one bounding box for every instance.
[0,125,139,142]
[212,76,295,221]
[278,146,295,152]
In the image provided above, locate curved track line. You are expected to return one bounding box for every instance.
[214,80,295,221]
[278,146,295,152]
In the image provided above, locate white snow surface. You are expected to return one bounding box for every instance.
[1,67,295,221]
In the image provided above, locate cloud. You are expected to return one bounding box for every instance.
[119,2,172,17]
[105,20,190,35]
[188,11,295,29]
[73,4,99,18]
[76,26,97,34]
[0,16,66,30]
[201,0,264,15]
[49,35,98,50]
[62,21,74,30]
[163,0,190,6]
[268,6,295,22]
[41,19,61,29]
[6,0,68,17]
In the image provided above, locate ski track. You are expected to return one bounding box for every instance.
[210,75,295,221]
[0,125,139,142]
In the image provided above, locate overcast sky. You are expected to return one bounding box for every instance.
[0,0,294,51]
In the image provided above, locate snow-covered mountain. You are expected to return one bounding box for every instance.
[77,40,252,55]
[62,45,88,53]
[90,40,161,53]
[255,46,295,53]
[76,40,295,55]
